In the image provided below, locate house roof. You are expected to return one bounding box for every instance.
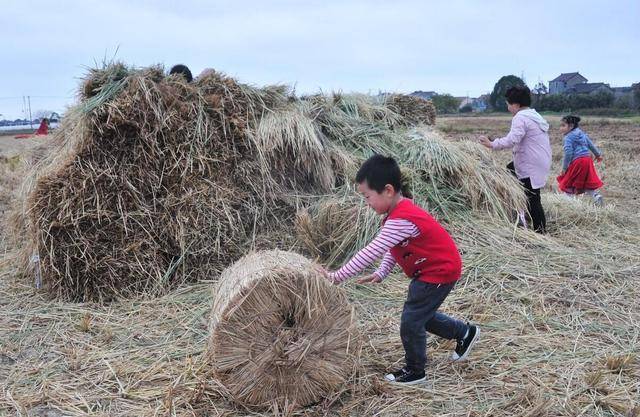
[410,91,437,99]
[565,83,611,94]
[550,72,587,83]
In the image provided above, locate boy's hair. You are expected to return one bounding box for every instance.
[505,85,532,107]
[169,64,193,83]
[562,115,581,129]
[356,154,412,198]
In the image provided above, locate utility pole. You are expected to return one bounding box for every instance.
[28,96,33,128]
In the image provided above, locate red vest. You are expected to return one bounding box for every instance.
[384,199,462,284]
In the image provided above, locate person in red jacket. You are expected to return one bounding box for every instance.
[328,155,480,384]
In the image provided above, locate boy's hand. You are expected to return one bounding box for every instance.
[320,268,340,285]
[356,274,383,284]
[478,135,493,149]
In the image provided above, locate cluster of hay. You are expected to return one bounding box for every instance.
[387,94,436,126]
[11,63,524,301]
[13,65,304,301]
[208,250,358,410]
[295,134,528,266]
[295,194,379,267]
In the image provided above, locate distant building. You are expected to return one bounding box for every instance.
[549,72,588,94]
[472,96,488,112]
[410,91,437,100]
[612,86,633,98]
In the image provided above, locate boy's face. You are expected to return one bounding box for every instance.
[357,181,395,215]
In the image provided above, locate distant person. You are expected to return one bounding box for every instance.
[169,64,193,83]
[36,118,50,135]
[479,86,551,233]
[556,115,604,205]
[14,118,49,139]
[327,155,480,385]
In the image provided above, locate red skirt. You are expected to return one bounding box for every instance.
[557,156,603,193]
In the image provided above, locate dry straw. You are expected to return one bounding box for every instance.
[387,94,437,126]
[9,63,492,302]
[2,115,640,417]
[207,250,358,410]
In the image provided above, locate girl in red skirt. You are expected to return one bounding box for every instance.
[557,115,604,206]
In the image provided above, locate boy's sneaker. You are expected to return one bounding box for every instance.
[451,324,481,361]
[384,367,426,385]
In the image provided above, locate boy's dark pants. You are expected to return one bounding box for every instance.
[401,279,468,373]
[507,161,547,233]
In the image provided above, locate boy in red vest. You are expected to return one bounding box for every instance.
[328,155,480,384]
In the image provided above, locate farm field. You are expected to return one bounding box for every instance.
[1,107,639,417]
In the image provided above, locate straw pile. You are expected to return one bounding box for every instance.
[295,135,528,265]
[10,65,327,301]
[295,195,379,267]
[208,250,358,410]
[10,63,526,302]
[387,94,436,126]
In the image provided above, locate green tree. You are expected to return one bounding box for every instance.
[614,95,633,110]
[490,75,526,112]
[431,94,460,114]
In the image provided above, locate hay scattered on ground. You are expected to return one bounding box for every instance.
[208,250,358,410]
[3,70,639,417]
[0,155,21,212]
[2,208,638,417]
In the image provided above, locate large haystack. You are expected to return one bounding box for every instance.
[208,250,358,410]
[13,65,315,301]
[12,63,525,301]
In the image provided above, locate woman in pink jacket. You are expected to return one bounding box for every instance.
[479,86,552,233]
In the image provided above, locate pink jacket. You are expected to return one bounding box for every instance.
[491,110,552,189]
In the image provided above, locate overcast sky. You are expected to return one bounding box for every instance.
[1,0,638,119]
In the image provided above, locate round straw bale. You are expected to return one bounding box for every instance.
[208,250,358,409]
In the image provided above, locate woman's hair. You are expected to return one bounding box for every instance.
[355,154,412,198]
[505,85,532,107]
[169,64,193,83]
[562,115,581,129]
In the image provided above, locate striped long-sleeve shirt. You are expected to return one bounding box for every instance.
[329,219,419,283]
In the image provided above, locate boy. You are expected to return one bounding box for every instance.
[328,155,480,384]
